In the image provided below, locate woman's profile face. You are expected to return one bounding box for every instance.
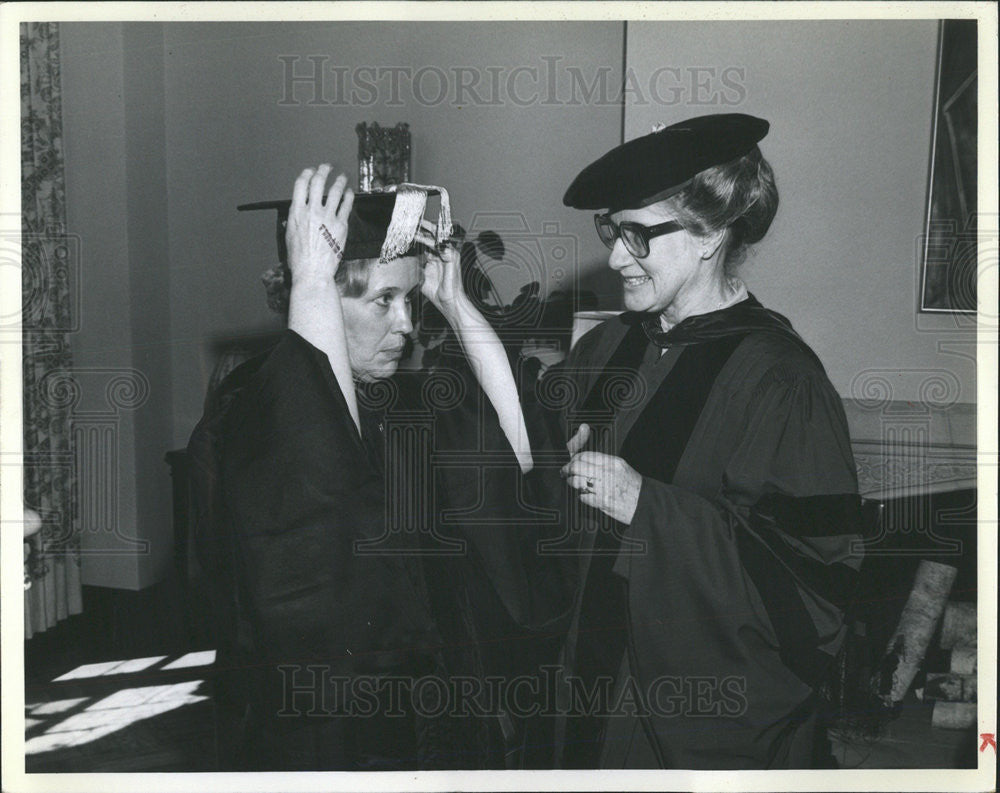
[607,203,709,316]
[340,256,420,382]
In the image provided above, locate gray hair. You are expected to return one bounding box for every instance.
[661,145,778,273]
[261,258,378,316]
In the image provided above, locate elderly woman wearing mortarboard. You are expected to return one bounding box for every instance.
[549,114,865,768]
[188,167,573,771]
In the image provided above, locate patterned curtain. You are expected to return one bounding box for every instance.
[21,21,83,638]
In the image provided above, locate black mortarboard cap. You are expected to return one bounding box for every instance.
[563,113,769,211]
[239,189,440,263]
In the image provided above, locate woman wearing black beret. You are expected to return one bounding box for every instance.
[551,114,865,768]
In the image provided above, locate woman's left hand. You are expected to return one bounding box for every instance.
[416,223,465,316]
[561,450,643,525]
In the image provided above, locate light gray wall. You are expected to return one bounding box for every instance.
[161,21,625,449]
[59,21,624,587]
[625,20,976,405]
[62,23,174,588]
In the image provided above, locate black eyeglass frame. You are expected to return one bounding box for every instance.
[594,213,684,259]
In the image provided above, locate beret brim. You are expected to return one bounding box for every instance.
[563,113,769,211]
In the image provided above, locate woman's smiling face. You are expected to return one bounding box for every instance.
[605,203,708,316]
[340,256,420,382]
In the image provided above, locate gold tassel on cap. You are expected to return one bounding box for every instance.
[379,183,453,263]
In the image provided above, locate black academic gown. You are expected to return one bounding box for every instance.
[542,296,865,769]
[187,330,573,770]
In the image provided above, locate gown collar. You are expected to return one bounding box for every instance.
[638,293,822,370]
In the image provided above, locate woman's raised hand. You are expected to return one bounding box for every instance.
[284,166,359,432]
[285,165,354,287]
[416,220,464,316]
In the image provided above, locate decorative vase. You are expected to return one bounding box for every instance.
[356,122,411,192]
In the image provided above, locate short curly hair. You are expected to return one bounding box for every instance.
[661,145,778,272]
[261,258,377,316]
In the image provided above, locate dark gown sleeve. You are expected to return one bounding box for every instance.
[221,330,437,665]
[415,348,578,635]
[722,362,864,672]
[202,330,441,769]
[616,354,865,767]
[416,351,580,769]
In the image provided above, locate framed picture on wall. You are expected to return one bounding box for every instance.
[919,19,978,313]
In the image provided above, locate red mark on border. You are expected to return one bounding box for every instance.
[980,733,996,753]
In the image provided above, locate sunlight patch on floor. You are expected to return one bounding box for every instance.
[28,697,89,716]
[25,680,208,755]
[51,655,167,682]
[161,650,216,670]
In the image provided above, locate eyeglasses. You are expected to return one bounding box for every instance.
[594,214,684,259]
